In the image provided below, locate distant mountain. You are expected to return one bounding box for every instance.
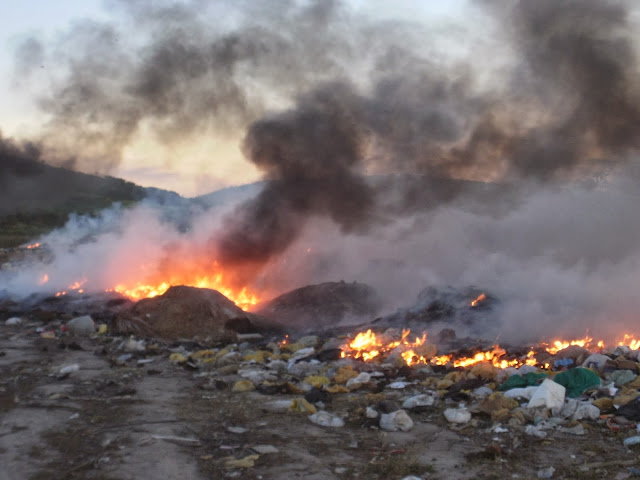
[191,182,263,208]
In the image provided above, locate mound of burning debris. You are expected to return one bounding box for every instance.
[0,289,132,326]
[112,285,281,341]
[370,286,497,332]
[5,306,640,478]
[255,281,382,332]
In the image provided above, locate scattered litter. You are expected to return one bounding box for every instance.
[232,380,255,393]
[402,393,436,409]
[289,398,317,414]
[346,372,371,389]
[528,379,565,410]
[58,364,80,377]
[611,370,638,387]
[525,425,548,439]
[379,410,414,432]
[387,381,409,389]
[582,353,612,370]
[557,424,586,436]
[573,403,600,421]
[366,407,379,419]
[227,426,249,434]
[309,411,345,428]
[623,436,640,447]
[66,315,96,336]
[499,372,548,391]
[537,466,555,478]
[251,445,279,454]
[444,408,471,424]
[223,454,260,469]
[553,368,601,397]
[116,354,133,365]
[169,353,188,364]
[120,337,146,352]
[148,435,201,446]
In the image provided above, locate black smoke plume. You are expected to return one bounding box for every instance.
[11,0,640,278]
[217,82,375,265]
[217,0,640,270]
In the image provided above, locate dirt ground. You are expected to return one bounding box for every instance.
[1,322,639,480]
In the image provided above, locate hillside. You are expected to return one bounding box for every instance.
[0,138,148,247]
[0,136,266,248]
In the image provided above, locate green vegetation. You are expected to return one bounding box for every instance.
[1,156,148,247]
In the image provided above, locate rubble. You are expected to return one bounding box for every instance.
[309,411,345,428]
[537,466,556,478]
[5,298,640,478]
[402,393,437,409]
[5,316,22,325]
[66,315,96,336]
[251,445,279,454]
[527,379,566,410]
[379,409,414,431]
[112,285,277,340]
[444,407,472,424]
[255,281,382,332]
[370,285,498,333]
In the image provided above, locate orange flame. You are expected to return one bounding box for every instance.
[36,261,259,310]
[619,334,640,351]
[470,293,486,307]
[26,243,41,249]
[541,335,603,355]
[340,328,640,369]
[109,273,259,311]
[55,278,87,297]
[432,345,526,369]
[341,329,429,364]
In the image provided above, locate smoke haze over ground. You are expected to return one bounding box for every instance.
[3,0,640,342]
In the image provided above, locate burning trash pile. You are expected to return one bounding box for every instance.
[5,283,640,477]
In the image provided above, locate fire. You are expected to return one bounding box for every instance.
[26,243,41,249]
[36,268,259,310]
[340,328,640,369]
[55,278,87,297]
[470,293,486,307]
[341,329,428,363]
[109,273,259,310]
[110,282,172,300]
[432,346,535,369]
[619,334,640,351]
[344,329,382,361]
[340,328,538,369]
[541,335,604,355]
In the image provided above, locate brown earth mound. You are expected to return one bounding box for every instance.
[255,281,382,332]
[112,285,274,341]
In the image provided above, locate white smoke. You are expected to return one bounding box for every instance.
[272,163,640,343]
[3,164,640,345]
